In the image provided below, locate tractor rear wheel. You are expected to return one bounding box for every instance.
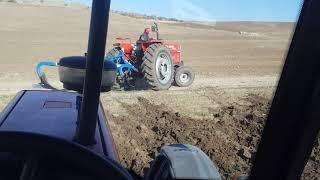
[174,66,194,87]
[142,43,174,90]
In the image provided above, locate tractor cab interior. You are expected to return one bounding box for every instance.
[0,132,130,180]
[0,0,132,179]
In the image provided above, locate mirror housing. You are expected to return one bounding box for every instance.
[151,22,158,32]
[151,22,159,40]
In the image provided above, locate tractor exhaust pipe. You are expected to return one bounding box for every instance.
[74,0,111,145]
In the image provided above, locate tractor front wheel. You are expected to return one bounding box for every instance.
[174,66,195,87]
[142,43,174,90]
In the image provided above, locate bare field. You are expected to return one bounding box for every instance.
[0,3,319,179]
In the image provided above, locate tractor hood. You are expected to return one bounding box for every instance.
[0,90,119,161]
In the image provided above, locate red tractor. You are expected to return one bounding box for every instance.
[105,22,194,90]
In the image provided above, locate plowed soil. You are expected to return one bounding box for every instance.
[103,89,270,179]
[101,88,319,179]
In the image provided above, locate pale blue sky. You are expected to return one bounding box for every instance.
[68,0,303,22]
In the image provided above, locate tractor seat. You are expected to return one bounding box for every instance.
[58,56,117,92]
[58,56,117,71]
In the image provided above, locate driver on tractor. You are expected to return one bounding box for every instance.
[139,27,151,41]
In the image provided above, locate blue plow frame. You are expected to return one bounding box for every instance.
[36,61,58,78]
[36,50,136,87]
[104,50,138,79]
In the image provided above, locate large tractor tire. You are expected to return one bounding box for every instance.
[142,43,174,90]
[174,66,195,87]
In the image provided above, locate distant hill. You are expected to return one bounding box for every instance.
[0,0,66,6]
[110,9,184,23]
[0,0,183,20]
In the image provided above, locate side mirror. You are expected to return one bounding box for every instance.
[146,144,222,180]
[151,23,158,32]
[152,22,160,40]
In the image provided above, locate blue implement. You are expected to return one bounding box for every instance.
[36,61,58,89]
[104,50,138,79]
[36,61,58,78]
